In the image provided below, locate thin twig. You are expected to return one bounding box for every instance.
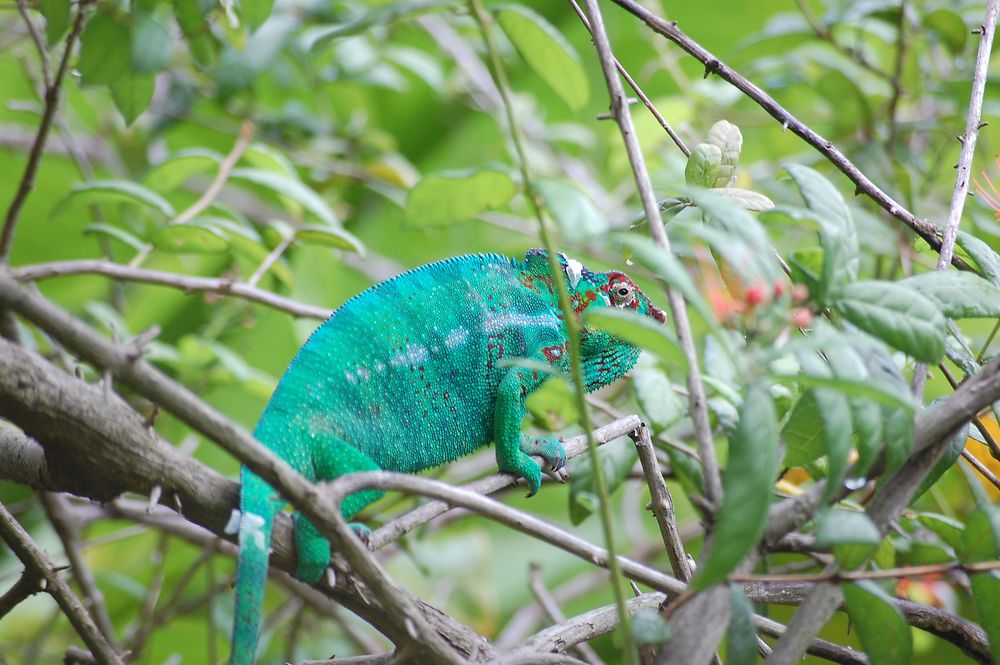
[16,0,51,86]
[247,233,294,288]
[961,448,1000,492]
[911,0,997,398]
[886,1,908,146]
[609,0,973,272]
[733,558,1000,584]
[580,0,722,508]
[0,0,89,265]
[566,0,689,156]
[0,570,44,620]
[11,259,331,319]
[467,1,638,660]
[529,565,605,665]
[0,501,124,665]
[939,363,1000,460]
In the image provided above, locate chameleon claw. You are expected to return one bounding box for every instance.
[348,522,372,548]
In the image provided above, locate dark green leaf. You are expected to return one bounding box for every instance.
[109,75,155,126]
[901,271,1000,318]
[843,580,913,665]
[568,438,636,525]
[833,280,946,362]
[406,169,516,227]
[631,610,671,644]
[39,0,70,45]
[726,585,757,665]
[956,230,1000,286]
[912,424,968,502]
[78,11,131,85]
[815,508,880,568]
[692,384,778,589]
[174,0,216,65]
[495,5,589,111]
[916,513,965,551]
[958,509,1000,563]
[782,391,825,467]
[970,572,1000,664]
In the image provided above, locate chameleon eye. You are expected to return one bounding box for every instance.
[616,286,630,297]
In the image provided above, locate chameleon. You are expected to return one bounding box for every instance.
[230,248,666,664]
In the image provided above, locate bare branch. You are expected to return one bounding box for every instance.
[0,502,125,665]
[11,259,331,319]
[529,565,605,665]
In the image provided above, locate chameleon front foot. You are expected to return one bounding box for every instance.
[349,522,372,547]
[520,436,567,472]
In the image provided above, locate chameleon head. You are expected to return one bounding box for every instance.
[600,271,667,324]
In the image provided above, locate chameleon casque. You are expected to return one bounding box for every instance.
[230,248,666,664]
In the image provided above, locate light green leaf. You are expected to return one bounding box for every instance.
[63,180,176,219]
[917,513,965,551]
[241,143,298,178]
[815,508,881,568]
[901,271,1000,319]
[174,0,216,65]
[406,169,516,227]
[814,387,852,500]
[242,0,275,31]
[705,120,742,187]
[143,149,223,193]
[295,225,365,254]
[956,230,1000,286]
[782,391,825,467]
[707,187,774,212]
[833,280,946,362]
[632,354,685,432]
[923,8,967,54]
[959,509,1000,563]
[882,406,914,475]
[535,178,607,239]
[83,224,147,253]
[230,168,338,226]
[684,143,722,188]
[78,11,131,85]
[583,308,686,370]
[495,5,589,111]
[843,580,913,665]
[692,384,778,589]
[913,424,968,502]
[109,75,155,127]
[153,222,230,254]
[303,0,453,52]
[131,15,174,74]
[631,610,672,645]
[616,233,715,324]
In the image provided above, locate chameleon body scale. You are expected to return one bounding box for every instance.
[230,249,666,664]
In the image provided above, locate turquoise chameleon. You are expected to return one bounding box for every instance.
[230,248,666,664]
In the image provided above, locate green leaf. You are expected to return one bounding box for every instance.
[568,438,636,525]
[784,165,859,300]
[63,180,176,219]
[153,222,230,254]
[814,387,853,501]
[230,168,338,226]
[923,8,967,55]
[959,509,1000,563]
[704,120,742,188]
[174,0,216,65]
[843,580,913,665]
[912,424,968,502]
[406,169,516,227]
[970,572,1000,664]
[684,143,722,188]
[882,405,914,475]
[815,508,881,568]
[832,280,946,362]
[241,143,298,178]
[901,271,1000,318]
[535,178,608,239]
[303,0,452,52]
[39,0,70,45]
[916,513,965,551]
[131,15,174,74]
[83,224,147,253]
[726,585,757,665]
[242,0,275,31]
[78,11,131,85]
[956,230,1000,286]
[495,5,589,111]
[143,149,223,193]
[707,187,774,212]
[631,610,671,645]
[782,392,825,466]
[583,308,686,370]
[109,75,155,126]
[692,384,778,589]
[616,233,716,324]
[632,354,685,432]
[295,225,365,254]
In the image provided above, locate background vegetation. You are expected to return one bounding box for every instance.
[1,0,1000,664]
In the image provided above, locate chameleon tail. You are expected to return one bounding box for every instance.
[230,469,278,665]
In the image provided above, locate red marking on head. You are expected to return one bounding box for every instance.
[542,345,564,363]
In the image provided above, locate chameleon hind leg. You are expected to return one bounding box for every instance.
[293,435,384,584]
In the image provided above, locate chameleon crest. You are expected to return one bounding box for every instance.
[230,249,666,664]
